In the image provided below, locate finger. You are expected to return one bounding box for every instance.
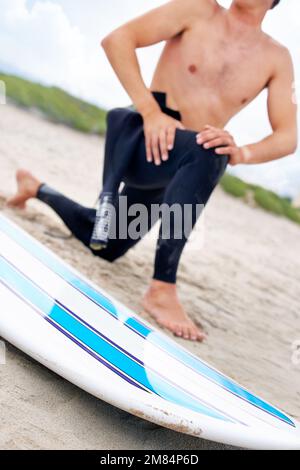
[203,125,220,134]
[151,135,161,166]
[167,127,176,151]
[203,137,231,149]
[145,135,152,163]
[159,130,168,162]
[215,146,233,155]
[199,129,230,144]
[197,130,220,144]
[197,128,216,139]
[224,131,235,145]
[201,126,230,138]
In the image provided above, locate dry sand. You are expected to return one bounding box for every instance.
[0,104,299,450]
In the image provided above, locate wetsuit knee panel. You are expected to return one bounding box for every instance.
[175,130,229,170]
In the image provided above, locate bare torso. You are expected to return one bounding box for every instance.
[151,5,277,130]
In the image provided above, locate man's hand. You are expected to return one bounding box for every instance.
[143,110,185,165]
[196,125,243,165]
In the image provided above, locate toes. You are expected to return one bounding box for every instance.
[164,322,183,338]
[163,322,206,342]
[175,325,184,337]
[182,326,191,340]
[185,324,206,342]
[149,312,206,343]
[185,326,195,341]
[188,319,206,342]
[170,323,183,337]
[173,324,192,340]
[196,328,207,342]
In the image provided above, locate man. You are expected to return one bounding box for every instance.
[9,0,297,342]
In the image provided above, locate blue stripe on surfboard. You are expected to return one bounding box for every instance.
[0,264,146,393]
[0,214,294,427]
[125,318,295,428]
[2,280,147,392]
[0,255,234,423]
[52,301,244,426]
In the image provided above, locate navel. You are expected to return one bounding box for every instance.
[188,64,197,74]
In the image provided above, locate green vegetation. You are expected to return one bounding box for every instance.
[0,72,107,134]
[254,188,285,216]
[220,173,300,226]
[220,173,248,198]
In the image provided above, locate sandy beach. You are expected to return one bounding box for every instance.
[0,103,299,450]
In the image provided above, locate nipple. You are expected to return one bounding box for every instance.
[188,64,197,74]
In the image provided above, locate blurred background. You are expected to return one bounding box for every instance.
[0,0,299,207]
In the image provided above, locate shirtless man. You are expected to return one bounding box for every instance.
[9,0,297,341]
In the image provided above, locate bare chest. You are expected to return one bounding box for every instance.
[172,27,271,108]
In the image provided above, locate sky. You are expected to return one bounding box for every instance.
[0,0,300,198]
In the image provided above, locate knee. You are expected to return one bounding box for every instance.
[175,129,205,162]
[92,250,118,263]
[175,129,198,150]
[92,247,122,263]
[175,128,217,155]
[176,129,228,168]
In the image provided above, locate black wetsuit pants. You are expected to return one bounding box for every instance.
[37,93,228,283]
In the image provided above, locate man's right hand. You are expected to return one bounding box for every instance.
[142,110,185,165]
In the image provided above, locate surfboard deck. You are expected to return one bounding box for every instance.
[0,213,299,450]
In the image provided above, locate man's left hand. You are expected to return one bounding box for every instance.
[196,125,244,166]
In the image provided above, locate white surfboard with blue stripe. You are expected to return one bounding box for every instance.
[0,213,299,450]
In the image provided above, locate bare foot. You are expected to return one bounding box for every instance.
[142,280,206,342]
[7,169,42,209]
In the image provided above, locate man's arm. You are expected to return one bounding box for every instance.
[241,48,298,164]
[101,0,212,115]
[198,48,298,166]
[101,0,216,165]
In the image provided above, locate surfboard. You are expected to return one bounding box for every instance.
[0,213,299,450]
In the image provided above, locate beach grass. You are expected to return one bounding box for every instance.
[0,72,107,134]
[220,174,300,225]
[220,173,248,198]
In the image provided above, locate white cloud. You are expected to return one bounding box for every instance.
[0,0,300,197]
[0,0,166,107]
[0,0,90,97]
